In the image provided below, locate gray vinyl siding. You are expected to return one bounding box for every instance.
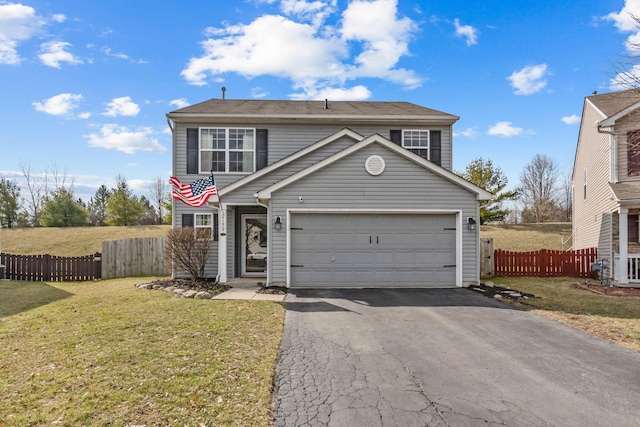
[172,122,454,190]
[268,143,479,285]
[172,201,219,279]
[572,101,617,252]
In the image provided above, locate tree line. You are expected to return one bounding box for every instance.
[0,163,171,228]
[459,153,571,224]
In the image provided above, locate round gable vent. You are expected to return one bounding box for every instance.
[365,155,385,176]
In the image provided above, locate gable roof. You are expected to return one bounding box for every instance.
[218,127,365,197]
[588,89,640,126]
[610,182,640,204]
[255,133,493,201]
[167,99,459,125]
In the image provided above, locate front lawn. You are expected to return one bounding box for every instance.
[490,277,640,352]
[0,278,285,426]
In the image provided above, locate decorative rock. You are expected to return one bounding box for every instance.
[137,283,153,289]
[164,286,176,292]
[183,290,198,299]
[493,294,503,300]
[195,291,213,300]
[173,289,186,296]
[484,281,495,288]
[152,284,164,290]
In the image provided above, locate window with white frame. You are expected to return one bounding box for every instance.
[195,213,214,240]
[402,130,429,158]
[200,128,255,173]
[583,168,587,200]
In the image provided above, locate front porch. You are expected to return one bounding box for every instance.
[612,205,640,285]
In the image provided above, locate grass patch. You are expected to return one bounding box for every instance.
[0,278,285,426]
[481,222,571,251]
[490,277,640,352]
[1,225,171,256]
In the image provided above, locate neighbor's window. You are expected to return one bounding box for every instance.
[629,214,639,243]
[627,130,640,177]
[200,128,255,173]
[402,130,429,159]
[583,168,587,200]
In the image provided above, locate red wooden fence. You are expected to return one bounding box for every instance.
[494,248,597,278]
[0,252,102,281]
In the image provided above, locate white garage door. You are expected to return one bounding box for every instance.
[289,213,457,288]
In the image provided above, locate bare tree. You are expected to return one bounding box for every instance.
[559,171,572,222]
[148,176,168,224]
[519,154,561,223]
[609,13,640,91]
[19,161,48,226]
[48,162,74,193]
[164,227,213,281]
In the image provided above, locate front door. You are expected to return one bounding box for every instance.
[242,215,268,276]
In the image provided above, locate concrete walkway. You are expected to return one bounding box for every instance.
[212,279,285,301]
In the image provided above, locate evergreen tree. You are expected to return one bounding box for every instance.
[88,185,111,226]
[459,158,519,224]
[0,178,22,228]
[105,176,144,226]
[40,187,89,227]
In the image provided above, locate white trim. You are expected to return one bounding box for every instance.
[218,203,227,282]
[365,155,385,176]
[219,127,365,196]
[285,209,464,288]
[257,134,493,201]
[620,207,629,284]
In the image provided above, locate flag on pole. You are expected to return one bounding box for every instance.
[169,175,218,207]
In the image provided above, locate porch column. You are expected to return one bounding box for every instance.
[218,203,228,283]
[620,208,629,284]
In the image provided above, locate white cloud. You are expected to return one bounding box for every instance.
[169,98,189,109]
[453,18,478,46]
[84,124,166,154]
[251,87,268,98]
[181,0,421,99]
[487,121,524,137]
[103,96,140,117]
[280,0,337,27]
[0,3,45,64]
[33,93,83,116]
[38,40,82,68]
[78,112,91,119]
[507,63,548,95]
[453,127,479,138]
[51,14,66,23]
[610,63,640,89]
[605,2,640,85]
[101,46,147,64]
[562,114,580,125]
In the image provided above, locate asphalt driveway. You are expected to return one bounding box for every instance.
[272,288,640,426]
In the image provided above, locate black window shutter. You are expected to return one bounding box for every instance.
[182,214,194,228]
[430,131,441,166]
[213,213,219,241]
[256,129,268,170]
[187,128,199,174]
[390,130,402,145]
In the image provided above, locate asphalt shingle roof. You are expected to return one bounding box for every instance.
[168,99,457,120]
[587,89,640,118]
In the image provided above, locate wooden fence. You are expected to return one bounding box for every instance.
[0,252,101,281]
[101,237,168,279]
[494,248,597,278]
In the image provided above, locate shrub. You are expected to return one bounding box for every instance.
[163,227,213,281]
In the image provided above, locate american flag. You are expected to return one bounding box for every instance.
[169,175,218,207]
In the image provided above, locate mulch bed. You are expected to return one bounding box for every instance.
[145,278,231,294]
[257,286,287,295]
[467,282,536,301]
[575,282,640,296]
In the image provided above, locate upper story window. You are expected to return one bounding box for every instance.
[628,130,640,177]
[402,130,429,158]
[200,128,255,174]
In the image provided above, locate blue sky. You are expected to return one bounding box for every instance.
[0,0,638,203]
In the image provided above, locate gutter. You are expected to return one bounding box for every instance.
[597,123,618,183]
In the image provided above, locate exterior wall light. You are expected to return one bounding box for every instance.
[274,216,282,230]
[467,217,477,231]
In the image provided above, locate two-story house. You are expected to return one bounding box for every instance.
[572,89,640,284]
[166,99,492,288]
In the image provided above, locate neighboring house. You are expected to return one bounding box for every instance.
[166,99,492,288]
[572,89,640,284]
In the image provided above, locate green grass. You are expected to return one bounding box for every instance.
[490,277,640,351]
[481,222,572,251]
[0,278,285,426]
[1,225,171,256]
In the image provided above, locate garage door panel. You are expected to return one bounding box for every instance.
[290,213,457,288]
